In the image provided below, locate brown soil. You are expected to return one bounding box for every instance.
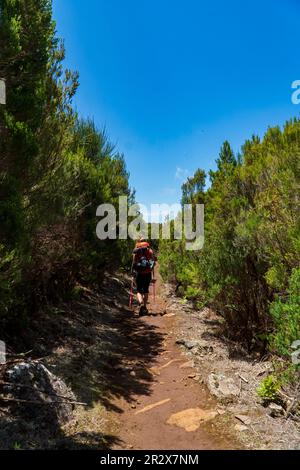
[0,268,240,450]
[163,287,300,450]
[2,267,298,450]
[109,273,241,450]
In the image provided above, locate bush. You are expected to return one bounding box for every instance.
[0,1,134,329]
[270,268,300,357]
[160,123,300,352]
[257,375,280,403]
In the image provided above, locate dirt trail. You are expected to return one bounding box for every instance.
[2,267,298,450]
[110,272,240,450]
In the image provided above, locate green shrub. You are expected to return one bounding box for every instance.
[257,375,280,402]
[270,268,300,356]
[160,122,300,352]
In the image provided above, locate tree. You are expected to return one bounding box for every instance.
[160,121,300,352]
[209,140,236,183]
[0,1,133,327]
[0,0,78,245]
[181,169,206,205]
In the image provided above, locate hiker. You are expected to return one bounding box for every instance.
[131,237,156,316]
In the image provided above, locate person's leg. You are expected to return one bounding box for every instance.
[137,292,143,306]
[142,274,152,313]
[136,275,144,313]
[136,273,151,315]
[143,293,148,308]
[136,275,141,304]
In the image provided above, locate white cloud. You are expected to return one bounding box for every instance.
[175,167,189,181]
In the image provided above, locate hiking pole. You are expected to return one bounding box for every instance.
[152,268,156,303]
[129,277,134,310]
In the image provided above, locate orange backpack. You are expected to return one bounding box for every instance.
[133,242,154,273]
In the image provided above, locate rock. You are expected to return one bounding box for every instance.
[184,340,199,350]
[235,414,252,425]
[177,339,213,355]
[176,338,200,350]
[5,361,76,428]
[193,375,201,382]
[268,403,284,418]
[291,350,300,365]
[207,373,240,402]
[167,408,218,432]
[130,371,136,377]
[234,424,248,432]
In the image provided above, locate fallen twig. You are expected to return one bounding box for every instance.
[278,389,293,401]
[0,380,79,404]
[238,377,242,396]
[6,350,33,358]
[0,396,87,406]
[239,374,249,384]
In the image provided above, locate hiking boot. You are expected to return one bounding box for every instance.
[139,305,148,317]
[139,305,145,316]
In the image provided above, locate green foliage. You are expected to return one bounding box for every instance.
[13,442,22,451]
[257,375,280,403]
[0,245,21,316]
[270,268,300,356]
[160,123,300,352]
[181,169,206,205]
[0,1,133,327]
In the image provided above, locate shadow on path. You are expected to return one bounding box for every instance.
[0,275,165,449]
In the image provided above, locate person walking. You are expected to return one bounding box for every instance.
[131,237,156,316]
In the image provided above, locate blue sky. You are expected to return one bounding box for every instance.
[53,0,300,218]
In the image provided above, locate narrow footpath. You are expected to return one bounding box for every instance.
[110,272,240,450]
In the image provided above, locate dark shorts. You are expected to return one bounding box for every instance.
[136,273,152,294]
